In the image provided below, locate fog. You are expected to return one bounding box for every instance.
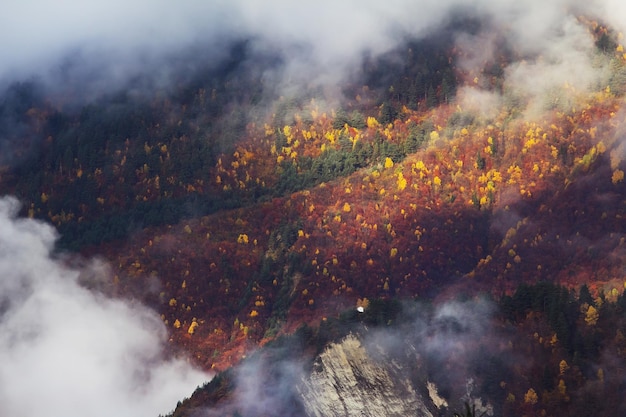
[0,196,209,417]
[2,1,626,415]
[192,297,503,416]
[3,0,626,102]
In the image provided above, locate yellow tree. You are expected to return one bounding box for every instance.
[585,305,599,326]
[524,388,538,405]
[396,172,407,191]
[188,319,198,335]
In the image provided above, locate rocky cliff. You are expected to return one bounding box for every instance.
[298,334,437,417]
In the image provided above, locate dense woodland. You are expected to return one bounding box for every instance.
[2,13,626,417]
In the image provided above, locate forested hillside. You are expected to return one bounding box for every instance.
[3,7,626,417]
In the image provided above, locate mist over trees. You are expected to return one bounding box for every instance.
[3,1,626,416]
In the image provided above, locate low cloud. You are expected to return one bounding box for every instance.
[3,0,623,104]
[0,196,209,417]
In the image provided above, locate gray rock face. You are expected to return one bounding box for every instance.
[298,334,435,417]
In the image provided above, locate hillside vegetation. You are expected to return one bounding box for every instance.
[2,14,626,417]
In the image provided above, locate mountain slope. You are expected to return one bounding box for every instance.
[2,10,626,417]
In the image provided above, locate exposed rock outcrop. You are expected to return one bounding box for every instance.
[299,334,435,417]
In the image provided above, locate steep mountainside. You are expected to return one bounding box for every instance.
[2,9,626,417]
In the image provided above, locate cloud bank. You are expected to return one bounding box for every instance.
[0,196,209,417]
[3,0,626,102]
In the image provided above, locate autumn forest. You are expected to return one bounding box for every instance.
[2,6,626,417]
